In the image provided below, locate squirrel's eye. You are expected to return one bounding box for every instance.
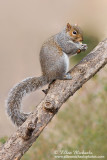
[72,31,77,35]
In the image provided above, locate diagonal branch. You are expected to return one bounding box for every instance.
[0,39,107,160]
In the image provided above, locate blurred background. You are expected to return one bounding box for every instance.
[0,0,107,159]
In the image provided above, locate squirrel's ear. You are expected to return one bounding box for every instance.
[66,23,72,32]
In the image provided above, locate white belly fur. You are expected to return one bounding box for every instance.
[63,53,69,72]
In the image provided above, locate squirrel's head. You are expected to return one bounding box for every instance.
[66,23,83,43]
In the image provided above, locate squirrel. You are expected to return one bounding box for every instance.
[6,23,87,126]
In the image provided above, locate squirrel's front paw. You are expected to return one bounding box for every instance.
[80,44,88,51]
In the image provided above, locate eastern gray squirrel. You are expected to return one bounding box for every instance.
[6,23,87,126]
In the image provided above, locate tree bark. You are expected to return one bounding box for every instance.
[0,39,107,160]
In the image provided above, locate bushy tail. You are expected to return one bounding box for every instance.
[6,76,48,126]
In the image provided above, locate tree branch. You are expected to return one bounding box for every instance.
[0,39,107,160]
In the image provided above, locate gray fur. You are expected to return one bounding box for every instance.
[55,28,86,55]
[6,24,87,126]
[7,76,48,126]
